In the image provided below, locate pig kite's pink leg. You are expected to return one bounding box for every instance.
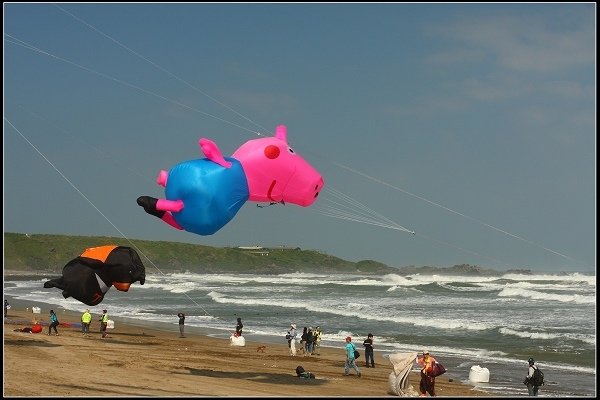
[137,196,184,230]
[161,212,183,230]
[156,199,184,213]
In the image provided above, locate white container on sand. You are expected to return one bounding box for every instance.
[469,365,490,383]
[230,334,245,346]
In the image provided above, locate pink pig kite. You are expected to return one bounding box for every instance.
[137,125,324,235]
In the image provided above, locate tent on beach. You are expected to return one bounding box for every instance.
[388,352,418,396]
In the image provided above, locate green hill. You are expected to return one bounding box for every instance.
[4,232,516,276]
[3,232,396,275]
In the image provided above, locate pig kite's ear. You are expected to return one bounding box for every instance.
[275,125,288,143]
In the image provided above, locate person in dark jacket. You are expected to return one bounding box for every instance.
[235,317,243,336]
[306,327,315,355]
[524,357,541,396]
[177,312,186,338]
[363,333,375,368]
[300,327,308,356]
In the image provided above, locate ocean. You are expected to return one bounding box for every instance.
[4,271,596,397]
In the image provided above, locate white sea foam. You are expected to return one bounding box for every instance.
[499,327,596,345]
[437,282,502,292]
[497,287,596,304]
[404,274,501,285]
[501,272,596,285]
[206,290,494,331]
[501,280,593,292]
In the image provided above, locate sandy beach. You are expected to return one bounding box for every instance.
[3,298,490,397]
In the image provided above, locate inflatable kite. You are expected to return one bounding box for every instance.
[13,323,43,334]
[43,245,146,306]
[137,125,324,236]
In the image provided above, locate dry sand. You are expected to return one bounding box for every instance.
[3,301,490,397]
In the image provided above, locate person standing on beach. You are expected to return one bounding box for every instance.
[363,333,375,368]
[235,317,243,336]
[288,323,297,356]
[178,312,186,338]
[524,357,541,396]
[81,309,92,336]
[47,309,59,336]
[99,309,109,339]
[306,327,315,356]
[4,299,10,317]
[417,350,437,396]
[312,326,322,355]
[299,327,308,356]
[343,336,361,377]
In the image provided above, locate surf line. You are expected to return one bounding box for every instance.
[4,117,214,318]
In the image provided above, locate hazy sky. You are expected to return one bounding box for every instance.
[4,3,596,272]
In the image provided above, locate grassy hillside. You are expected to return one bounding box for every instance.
[3,232,397,275]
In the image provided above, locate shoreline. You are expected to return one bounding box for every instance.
[3,296,490,397]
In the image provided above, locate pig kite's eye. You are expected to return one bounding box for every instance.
[287,147,295,155]
[264,145,280,159]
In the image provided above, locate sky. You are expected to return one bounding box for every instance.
[3,3,596,273]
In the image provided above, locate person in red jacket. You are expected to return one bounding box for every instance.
[417,350,437,396]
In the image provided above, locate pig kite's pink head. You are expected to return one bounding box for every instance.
[232,125,324,207]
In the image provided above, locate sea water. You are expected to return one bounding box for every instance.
[4,271,596,397]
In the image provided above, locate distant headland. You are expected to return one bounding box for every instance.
[4,232,530,276]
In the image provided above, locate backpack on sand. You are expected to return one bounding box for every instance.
[295,365,315,379]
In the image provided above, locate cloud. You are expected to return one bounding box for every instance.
[426,11,594,74]
[382,8,595,121]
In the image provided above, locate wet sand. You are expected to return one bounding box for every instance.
[3,299,490,397]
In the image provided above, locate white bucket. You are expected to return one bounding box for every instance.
[469,365,490,383]
[32,306,41,314]
[106,320,115,329]
[230,334,246,346]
